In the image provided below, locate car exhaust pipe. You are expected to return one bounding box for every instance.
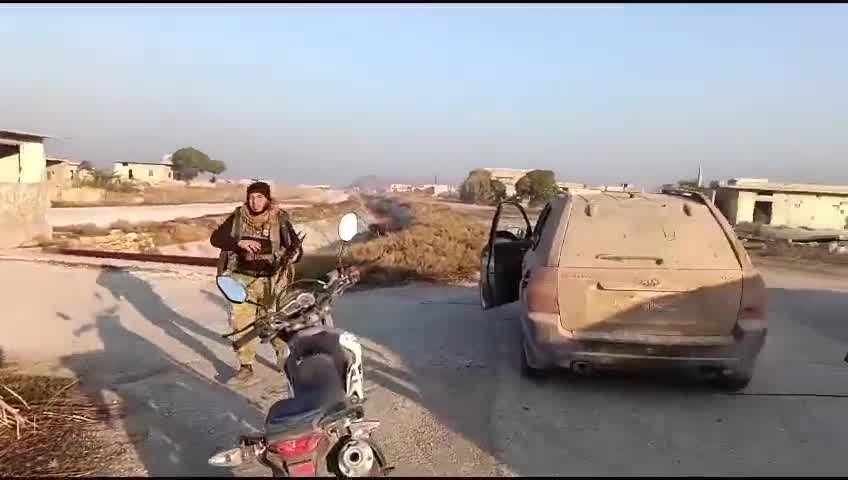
[571,361,593,376]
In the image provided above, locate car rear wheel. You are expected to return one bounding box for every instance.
[479,280,490,310]
[520,341,546,379]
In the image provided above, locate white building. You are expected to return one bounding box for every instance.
[0,129,54,247]
[483,168,532,197]
[390,184,414,193]
[113,159,175,184]
[415,184,457,196]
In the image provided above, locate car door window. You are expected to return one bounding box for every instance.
[492,202,532,242]
[531,203,552,250]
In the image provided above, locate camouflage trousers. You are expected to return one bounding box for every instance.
[229,272,290,369]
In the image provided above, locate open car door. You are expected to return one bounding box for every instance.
[480,201,533,309]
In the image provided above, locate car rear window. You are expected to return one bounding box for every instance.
[560,195,741,270]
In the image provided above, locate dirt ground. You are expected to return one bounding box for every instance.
[4,196,848,476]
[0,256,847,476]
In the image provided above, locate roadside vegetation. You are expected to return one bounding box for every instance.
[0,365,126,476]
[296,200,488,285]
[459,168,558,206]
[51,184,248,208]
[46,199,365,252]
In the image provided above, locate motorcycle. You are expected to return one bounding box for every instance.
[209,212,392,478]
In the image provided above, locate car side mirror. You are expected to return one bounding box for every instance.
[217,275,248,304]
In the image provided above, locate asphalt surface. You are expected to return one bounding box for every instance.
[2,259,847,476]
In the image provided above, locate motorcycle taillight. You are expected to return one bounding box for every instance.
[267,433,323,460]
[287,461,317,477]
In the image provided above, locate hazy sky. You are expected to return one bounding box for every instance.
[2,4,847,187]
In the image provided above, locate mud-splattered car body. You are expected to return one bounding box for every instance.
[479,190,767,390]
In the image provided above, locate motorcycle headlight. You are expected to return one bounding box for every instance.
[296,292,316,308]
[281,292,316,317]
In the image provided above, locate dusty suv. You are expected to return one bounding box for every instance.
[479,189,767,391]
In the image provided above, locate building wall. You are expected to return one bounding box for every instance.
[113,163,174,183]
[716,188,848,230]
[776,193,848,229]
[18,142,46,183]
[714,188,740,224]
[47,163,81,184]
[735,190,758,224]
[484,169,529,197]
[0,144,19,182]
[0,182,51,248]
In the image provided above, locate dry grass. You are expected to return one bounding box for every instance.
[322,201,487,285]
[751,241,848,266]
[140,184,246,205]
[52,184,344,208]
[289,199,362,223]
[51,200,365,252]
[54,223,113,238]
[0,370,125,477]
[51,195,490,286]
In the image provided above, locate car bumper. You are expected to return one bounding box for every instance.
[522,311,767,373]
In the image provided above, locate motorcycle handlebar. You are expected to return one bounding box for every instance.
[227,266,360,347]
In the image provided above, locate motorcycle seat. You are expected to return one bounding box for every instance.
[266,354,346,427]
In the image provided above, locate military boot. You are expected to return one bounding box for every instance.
[227,364,259,387]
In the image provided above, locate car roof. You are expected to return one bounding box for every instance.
[564,190,705,210]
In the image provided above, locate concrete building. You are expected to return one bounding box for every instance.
[113,160,175,184]
[414,184,457,197]
[46,157,87,185]
[483,168,531,197]
[557,181,587,191]
[390,184,414,193]
[0,129,49,184]
[0,129,53,248]
[715,178,848,230]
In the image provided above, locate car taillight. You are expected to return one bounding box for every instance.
[737,272,767,330]
[525,266,559,314]
[267,433,322,460]
[739,305,765,320]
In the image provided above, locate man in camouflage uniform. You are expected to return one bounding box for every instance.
[211,181,303,386]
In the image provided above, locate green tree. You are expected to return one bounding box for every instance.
[460,169,494,204]
[171,147,227,180]
[206,159,227,175]
[490,180,507,204]
[514,175,532,201]
[524,169,558,205]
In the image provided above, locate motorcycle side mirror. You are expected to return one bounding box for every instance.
[216,275,248,304]
[338,212,359,243]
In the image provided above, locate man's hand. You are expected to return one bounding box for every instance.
[238,239,262,253]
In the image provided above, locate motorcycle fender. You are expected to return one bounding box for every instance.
[339,332,365,400]
[363,437,391,473]
[348,420,380,439]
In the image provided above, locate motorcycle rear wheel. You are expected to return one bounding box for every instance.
[326,437,386,478]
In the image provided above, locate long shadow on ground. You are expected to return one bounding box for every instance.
[60,269,274,477]
[95,268,279,380]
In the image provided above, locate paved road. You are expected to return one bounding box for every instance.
[2,259,847,476]
[47,202,309,228]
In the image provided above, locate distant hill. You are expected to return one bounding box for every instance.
[348,175,392,192]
